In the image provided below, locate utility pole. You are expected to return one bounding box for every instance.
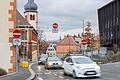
[83,20,85,35]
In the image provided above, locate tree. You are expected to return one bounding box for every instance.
[82,22,96,48]
[38,30,49,54]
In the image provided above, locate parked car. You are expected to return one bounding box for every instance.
[38,54,48,65]
[45,56,63,69]
[63,55,101,78]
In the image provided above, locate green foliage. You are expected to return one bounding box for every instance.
[0,68,7,76]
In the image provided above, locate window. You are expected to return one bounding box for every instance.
[21,30,27,40]
[50,45,52,47]
[66,58,73,63]
[30,15,32,20]
[33,15,35,20]
[30,15,35,20]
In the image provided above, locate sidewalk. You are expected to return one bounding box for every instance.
[0,66,31,80]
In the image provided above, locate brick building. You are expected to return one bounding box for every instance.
[56,36,80,55]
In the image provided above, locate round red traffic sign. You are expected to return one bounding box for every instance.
[81,39,87,45]
[13,29,21,38]
[53,23,58,29]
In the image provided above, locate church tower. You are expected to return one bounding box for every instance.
[24,0,38,31]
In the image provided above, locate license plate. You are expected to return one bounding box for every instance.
[87,72,95,74]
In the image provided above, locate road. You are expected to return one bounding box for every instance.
[32,62,120,80]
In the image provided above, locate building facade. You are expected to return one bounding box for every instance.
[0,0,17,73]
[98,0,120,51]
[56,36,80,55]
[16,0,39,62]
[46,43,56,56]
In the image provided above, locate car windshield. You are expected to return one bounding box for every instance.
[73,57,94,64]
[40,54,47,59]
[48,57,61,61]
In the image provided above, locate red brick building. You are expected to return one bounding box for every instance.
[56,36,80,55]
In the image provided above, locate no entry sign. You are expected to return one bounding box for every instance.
[53,23,58,29]
[81,39,87,45]
[13,29,21,38]
[52,23,59,33]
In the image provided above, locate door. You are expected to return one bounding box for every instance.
[64,57,74,74]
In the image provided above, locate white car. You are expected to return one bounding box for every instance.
[63,55,101,78]
[45,56,63,69]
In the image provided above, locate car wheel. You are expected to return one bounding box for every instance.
[63,70,67,76]
[46,66,49,70]
[45,66,46,69]
[73,70,77,79]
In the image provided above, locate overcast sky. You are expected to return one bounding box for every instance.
[17,0,112,40]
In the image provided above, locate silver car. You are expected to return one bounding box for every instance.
[45,56,63,69]
[38,54,48,65]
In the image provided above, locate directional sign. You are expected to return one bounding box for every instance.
[13,29,21,38]
[81,44,87,50]
[13,39,21,46]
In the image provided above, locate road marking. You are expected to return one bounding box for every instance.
[38,66,42,71]
[59,76,64,79]
[44,71,51,75]
[59,71,63,74]
[36,73,42,75]
[54,74,57,76]
[36,77,44,80]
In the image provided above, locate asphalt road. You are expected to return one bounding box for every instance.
[32,62,120,80]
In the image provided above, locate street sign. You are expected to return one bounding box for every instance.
[13,39,21,46]
[52,23,59,33]
[13,29,21,38]
[81,44,87,50]
[53,23,58,29]
[81,39,87,45]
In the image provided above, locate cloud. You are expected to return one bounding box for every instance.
[17,0,111,40]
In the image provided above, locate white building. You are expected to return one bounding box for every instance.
[46,43,56,56]
[0,0,17,73]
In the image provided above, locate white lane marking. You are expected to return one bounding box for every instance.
[54,74,57,76]
[36,77,44,80]
[59,71,63,74]
[36,73,42,75]
[44,71,51,75]
[59,76,64,79]
[38,65,42,71]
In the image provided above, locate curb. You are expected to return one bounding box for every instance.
[26,62,36,80]
[0,72,16,79]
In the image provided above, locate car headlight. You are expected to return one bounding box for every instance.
[59,62,62,65]
[48,63,52,65]
[75,66,82,69]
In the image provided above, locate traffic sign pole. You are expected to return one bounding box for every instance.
[16,45,19,72]
[13,29,21,72]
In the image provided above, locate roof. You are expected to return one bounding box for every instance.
[70,56,88,59]
[98,0,115,10]
[57,36,79,46]
[16,10,30,26]
[24,0,38,11]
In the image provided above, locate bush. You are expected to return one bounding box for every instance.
[111,52,120,62]
[0,68,7,76]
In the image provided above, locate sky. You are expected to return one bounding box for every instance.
[17,0,112,41]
